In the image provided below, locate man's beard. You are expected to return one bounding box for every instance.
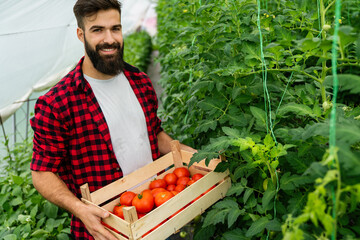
[84,36,125,76]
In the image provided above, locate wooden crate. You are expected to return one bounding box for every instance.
[80,140,231,240]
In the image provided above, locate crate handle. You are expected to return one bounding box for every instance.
[123,206,138,223]
[80,183,92,202]
[170,140,183,168]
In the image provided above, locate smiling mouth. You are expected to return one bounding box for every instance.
[100,48,117,54]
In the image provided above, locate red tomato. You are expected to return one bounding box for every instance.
[132,191,154,213]
[167,184,176,191]
[171,190,179,196]
[174,184,185,192]
[202,185,216,195]
[137,213,146,219]
[154,191,174,207]
[142,220,167,237]
[151,188,167,198]
[149,179,167,190]
[163,173,178,185]
[113,204,125,219]
[169,207,184,219]
[142,189,152,195]
[120,191,136,206]
[101,221,121,234]
[177,176,190,186]
[187,179,196,186]
[173,167,190,178]
[192,173,204,181]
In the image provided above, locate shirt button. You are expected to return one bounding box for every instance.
[116,168,120,171]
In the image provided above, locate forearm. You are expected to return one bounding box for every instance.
[31,170,117,239]
[157,131,197,155]
[31,171,85,217]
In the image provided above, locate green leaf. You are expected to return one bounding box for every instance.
[194,119,218,133]
[325,74,360,94]
[222,127,241,138]
[265,219,282,231]
[3,234,17,240]
[228,209,245,228]
[249,106,267,126]
[243,188,253,204]
[277,103,314,117]
[264,134,275,148]
[11,175,24,185]
[207,199,244,228]
[287,192,307,215]
[222,229,248,240]
[203,208,228,227]
[30,204,38,218]
[245,217,269,237]
[31,229,49,237]
[17,214,31,224]
[226,182,245,197]
[280,172,312,191]
[10,197,23,206]
[194,225,215,240]
[262,188,276,210]
[44,201,58,219]
[57,233,71,240]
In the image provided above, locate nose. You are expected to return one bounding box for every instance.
[103,30,115,44]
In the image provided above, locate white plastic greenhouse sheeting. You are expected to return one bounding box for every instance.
[0,0,157,124]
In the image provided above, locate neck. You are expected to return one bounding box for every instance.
[82,55,115,80]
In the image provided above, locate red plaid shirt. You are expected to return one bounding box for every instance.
[30,57,162,239]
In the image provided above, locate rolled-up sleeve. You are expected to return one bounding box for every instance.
[30,95,68,172]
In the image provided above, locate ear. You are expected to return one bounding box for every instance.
[77,27,84,43]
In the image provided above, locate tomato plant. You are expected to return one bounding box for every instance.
[156,0,360,239]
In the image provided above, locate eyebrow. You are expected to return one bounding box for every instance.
[89,24,122,31]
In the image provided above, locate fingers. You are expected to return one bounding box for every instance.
[92,226,118,240]
[78,204,118,240]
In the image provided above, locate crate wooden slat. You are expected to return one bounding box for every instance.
[81,140,231,240]
[143,177,231,240]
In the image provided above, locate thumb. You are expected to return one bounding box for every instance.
[88,204,110,219]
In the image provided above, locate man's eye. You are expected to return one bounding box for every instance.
[93,29,101,32]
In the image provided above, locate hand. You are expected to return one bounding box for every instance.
[76,203,118,240]
[180,143,198,154]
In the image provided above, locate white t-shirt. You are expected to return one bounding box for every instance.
[84,73,153,176]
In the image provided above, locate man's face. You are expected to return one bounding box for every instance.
[79,9,124,76]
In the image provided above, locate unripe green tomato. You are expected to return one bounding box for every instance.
[263,178,269,191]
[180,231,188,238]
[193,215,202,223]
[322,101,332,111]
[323,24,331,31]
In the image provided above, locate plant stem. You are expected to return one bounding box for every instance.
[320,0,328,103]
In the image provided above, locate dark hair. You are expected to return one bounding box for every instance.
[73,0,122,29]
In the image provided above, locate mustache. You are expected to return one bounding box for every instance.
[96,42,121,51]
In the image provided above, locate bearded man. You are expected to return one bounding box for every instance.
[30,0,194,239]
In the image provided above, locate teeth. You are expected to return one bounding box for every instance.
[103,48,114,52]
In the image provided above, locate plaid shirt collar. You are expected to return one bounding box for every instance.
[71,57,145,154]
